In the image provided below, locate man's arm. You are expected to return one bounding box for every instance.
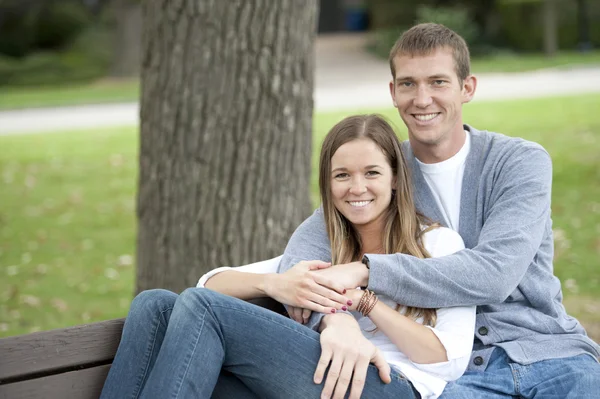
[278,209,335,329]
[368,145,553,308]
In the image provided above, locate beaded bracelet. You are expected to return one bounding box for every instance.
[356,289,378,317]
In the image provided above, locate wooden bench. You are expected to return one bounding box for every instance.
[0,298,285,399]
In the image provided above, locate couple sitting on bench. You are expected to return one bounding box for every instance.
[100,24,600,399]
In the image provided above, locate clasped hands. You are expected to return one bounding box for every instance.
[262,260,390,399]
[262,259,367,318]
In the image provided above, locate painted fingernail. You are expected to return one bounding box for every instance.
[330,308,336,313]
[342,306,348,311]
[347,300,353,306]
[343,289,347,294]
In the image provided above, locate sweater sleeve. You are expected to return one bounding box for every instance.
[277,208,333,330]
[368,145,553,307]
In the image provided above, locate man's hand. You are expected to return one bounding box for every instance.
[313,261,369,290]
[262,260,350,314]
[315,314,391,399]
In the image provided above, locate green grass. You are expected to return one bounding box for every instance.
[471,50,600,74]
[0,78,139,110]
[1,94,599,339]
[1,50,599,111]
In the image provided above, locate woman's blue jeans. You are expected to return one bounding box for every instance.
[100,288,419,399]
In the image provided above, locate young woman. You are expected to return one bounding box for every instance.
[101,114,475,399]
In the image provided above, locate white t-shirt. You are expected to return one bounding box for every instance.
[416,132,470,231]
[197,227,476,399]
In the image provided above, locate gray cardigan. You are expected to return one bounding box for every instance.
[279,125,599,370]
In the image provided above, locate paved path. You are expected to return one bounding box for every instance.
[2,34,600,135]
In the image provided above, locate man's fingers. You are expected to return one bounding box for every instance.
[332,361,354,399]
[288,306,303,323]
[371,350,391,384]
[307,260,332,271]
[302,308,311,324]
[349,358,369,399]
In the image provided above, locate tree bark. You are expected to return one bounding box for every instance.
[136,0,318,293]
[542,0,557,56]
[110,0,142,77]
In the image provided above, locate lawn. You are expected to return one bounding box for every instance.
[1,93,599,340]
[1,50,599,111]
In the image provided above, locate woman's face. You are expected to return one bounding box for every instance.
[330,137,395,230]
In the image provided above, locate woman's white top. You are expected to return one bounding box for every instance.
[197,227,476,399]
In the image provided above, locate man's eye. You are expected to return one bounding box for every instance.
[400,82,412,87]
[433,80,445,85]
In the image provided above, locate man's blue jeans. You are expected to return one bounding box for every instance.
[100,288,419,399]
[440,345,600,399]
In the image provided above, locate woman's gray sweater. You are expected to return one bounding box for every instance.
[279,125,599,370]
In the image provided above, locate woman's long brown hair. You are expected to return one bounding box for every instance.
[319,114,437,326]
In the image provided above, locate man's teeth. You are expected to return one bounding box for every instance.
[349,201,371,207]
[414,113,438,121]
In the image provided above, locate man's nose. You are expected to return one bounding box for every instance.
[414,85,433,108]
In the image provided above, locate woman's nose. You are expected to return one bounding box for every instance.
[349,178,367,195]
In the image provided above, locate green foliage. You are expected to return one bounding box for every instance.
[0,0,93,57]
[0,26,112,87]
[1,94,599,338]
[492,0,600,51]
[416,6,480,48]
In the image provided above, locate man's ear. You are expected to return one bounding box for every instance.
[389,80,398,107]
[461,75,477,104]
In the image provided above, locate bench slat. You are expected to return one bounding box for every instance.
[0,364,111,399]
[0,319,124,383]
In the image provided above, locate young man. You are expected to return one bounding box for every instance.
[278,23,600,397]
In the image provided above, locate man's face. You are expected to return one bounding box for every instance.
[389,48,476,159]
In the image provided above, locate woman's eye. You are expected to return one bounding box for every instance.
[334,173,349,179]
[366,171,380,177]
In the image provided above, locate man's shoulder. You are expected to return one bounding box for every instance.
[468,125,548,155]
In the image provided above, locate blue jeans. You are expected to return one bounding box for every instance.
[440,346,600,399]
[100,288,419,399]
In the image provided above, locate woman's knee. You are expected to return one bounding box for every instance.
[130,288,178,317]
[177,288,236,313]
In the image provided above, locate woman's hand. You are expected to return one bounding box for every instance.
[262,260,351,314]
[315,313,391,399]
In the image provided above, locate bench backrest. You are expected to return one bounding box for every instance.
[0,297,285,399]
[0,318,124,399]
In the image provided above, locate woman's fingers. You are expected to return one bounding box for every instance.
[307,284,349,309]
[313,273,347,295]
[371,348,392,384]
[348,356,369,399]
[314,347,332,385]
[332,360,355,399]
[321,356,343,399]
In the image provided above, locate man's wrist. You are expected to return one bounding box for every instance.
[354,259,370,287]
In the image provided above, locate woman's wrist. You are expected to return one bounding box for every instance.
[257,273,278,297]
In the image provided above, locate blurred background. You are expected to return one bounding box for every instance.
[0,0,599,341]
[0,0,598,90]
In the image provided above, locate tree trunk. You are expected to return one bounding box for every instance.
[110,0,142,77]
[136,0,318,293]
[542,0,557,56]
